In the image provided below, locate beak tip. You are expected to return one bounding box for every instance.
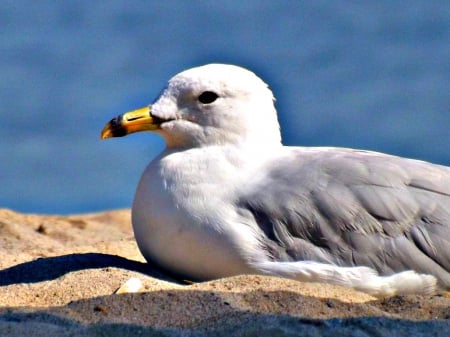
[100,125,113,140]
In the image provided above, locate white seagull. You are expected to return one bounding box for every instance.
[101,64,450,297]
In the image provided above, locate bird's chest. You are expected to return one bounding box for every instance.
[131,155,253,280]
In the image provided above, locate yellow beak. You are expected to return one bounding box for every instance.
[100,106,161,139]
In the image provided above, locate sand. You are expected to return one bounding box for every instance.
[0,208,448,336]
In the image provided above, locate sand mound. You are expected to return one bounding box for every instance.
[0,209,448,336]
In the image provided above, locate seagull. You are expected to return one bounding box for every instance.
[101,64,450,297]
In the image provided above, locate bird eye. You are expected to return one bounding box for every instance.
[198,91,219,104]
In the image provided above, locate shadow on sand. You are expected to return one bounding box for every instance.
[0,253,178,286]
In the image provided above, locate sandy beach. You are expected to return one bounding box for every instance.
[0,208,448,336]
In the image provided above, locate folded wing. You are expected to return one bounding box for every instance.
[237,148,450,289]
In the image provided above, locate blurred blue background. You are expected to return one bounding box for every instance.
[1,1,449,214]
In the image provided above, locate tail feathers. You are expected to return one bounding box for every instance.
[253,261,437,297]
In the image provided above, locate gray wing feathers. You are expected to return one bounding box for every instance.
[238,148,450,288]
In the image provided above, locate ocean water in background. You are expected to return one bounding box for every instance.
[1,1,449,214]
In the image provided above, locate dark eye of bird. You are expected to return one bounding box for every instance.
[198,91,219,104]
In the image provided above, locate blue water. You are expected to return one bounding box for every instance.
[1,1,449,214]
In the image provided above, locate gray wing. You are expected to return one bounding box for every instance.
[236,147,450,289]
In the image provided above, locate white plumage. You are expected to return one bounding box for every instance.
[102,64,450,297]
